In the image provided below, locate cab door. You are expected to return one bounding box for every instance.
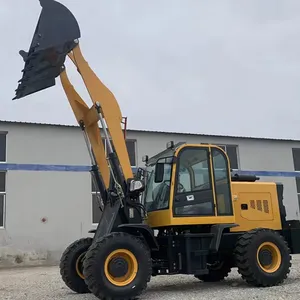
[172,145,234,218]
[211,146,234,216]
[173,146,216,217]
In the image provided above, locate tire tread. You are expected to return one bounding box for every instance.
[83,232,152,300]
[60,237,93,294]
[234,228,291,287]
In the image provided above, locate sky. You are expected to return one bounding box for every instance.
[1,0,300,139]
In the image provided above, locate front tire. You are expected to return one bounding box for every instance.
[83,232,152,300]
[234,228,291,287]
[60,237,93,294]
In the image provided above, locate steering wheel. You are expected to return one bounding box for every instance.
[150,180,171,209]
[177,182,186,193]
[163,180,170,186]
[159,180,186,192]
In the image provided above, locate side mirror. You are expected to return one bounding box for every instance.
[154,163,164,183]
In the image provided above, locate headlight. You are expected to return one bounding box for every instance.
[129,179,145,193]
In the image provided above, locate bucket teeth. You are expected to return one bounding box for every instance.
[19,50,28,62]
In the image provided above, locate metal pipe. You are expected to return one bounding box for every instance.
[80,121,97,165]
[79,120,107,204]
[95,102,113,154]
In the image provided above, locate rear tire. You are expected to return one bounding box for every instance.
[234,228,291,287]
[83,232,152,300]
[60,237,93,294]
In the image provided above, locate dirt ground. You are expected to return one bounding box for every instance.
[1,255,300,300]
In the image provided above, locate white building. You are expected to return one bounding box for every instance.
[1,120,300,267]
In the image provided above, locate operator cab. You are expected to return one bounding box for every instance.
[142,142,236,228]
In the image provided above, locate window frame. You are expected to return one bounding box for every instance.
[175,147,213,194]
[292,148,300,214]
[173,146,215,217]
[216,144,239,170]
[0,132,7,229]
[101,137,137,167]
[144,156,174,213]
[0,131,7,163]
[91,191,102,225]
[125,139,137,168]
[211,147,234,216]
[91,172,104,225]
[0,194,6,228]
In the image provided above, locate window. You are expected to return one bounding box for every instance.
[101,138,137,167]
[0,133,6,228]
[212,148,233,216]
[293,148,300,171]
[0,172,5,228]
[144,158,173,212]
[0,194,4,228]
[126,140,136,167]
[178,166,191,191]
[91,138,137,224]
[174,147,215,216]
[91,177,103,224]
[216,144,239,169]
[0,134,6,162]
[292,148,300,213]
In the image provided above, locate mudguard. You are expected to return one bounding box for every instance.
[89,224,159,251]
[117,224,159,250]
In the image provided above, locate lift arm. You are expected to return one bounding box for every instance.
[60,44,133,197]
[13,0,146,237]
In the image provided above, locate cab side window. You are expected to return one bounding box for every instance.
[177,167,191,193]
[192,160,211,190]
[212,148,233,216]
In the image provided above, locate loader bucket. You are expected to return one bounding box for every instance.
[13,0,81,100]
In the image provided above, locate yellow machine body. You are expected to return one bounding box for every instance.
[146,143,283,232]
[230,181,282,232]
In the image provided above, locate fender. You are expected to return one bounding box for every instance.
[117,224,159,250]
[210,223,238,252]
[89,224,159,251]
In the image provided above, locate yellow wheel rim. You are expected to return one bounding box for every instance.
[104,249,138,287]
[75,252,86,280]
[257,242,282,273]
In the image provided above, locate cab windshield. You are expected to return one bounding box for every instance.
[143,157,173,212]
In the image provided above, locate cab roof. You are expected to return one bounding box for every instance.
[146,141,186,166]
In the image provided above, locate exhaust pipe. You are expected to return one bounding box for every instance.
[13,0,81,100]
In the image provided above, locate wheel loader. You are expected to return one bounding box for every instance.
[13,1,300,299]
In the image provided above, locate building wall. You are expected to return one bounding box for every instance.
[0,123,93,267]
[1,121,300,267]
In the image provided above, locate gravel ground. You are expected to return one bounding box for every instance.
[1,255,300,300]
